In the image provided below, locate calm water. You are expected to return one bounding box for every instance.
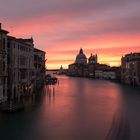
[0,75,140,140]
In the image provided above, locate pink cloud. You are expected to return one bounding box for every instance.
[1,0,140,69]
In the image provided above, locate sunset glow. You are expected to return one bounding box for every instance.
[1,0,140,69]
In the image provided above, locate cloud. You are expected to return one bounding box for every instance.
[1,0,140,68]
[1,0,140,21]
[46,45,140,56]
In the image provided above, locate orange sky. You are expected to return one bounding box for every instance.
[1,0,140,69]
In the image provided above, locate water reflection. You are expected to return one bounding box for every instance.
[21,84,57,110]
[46,85,56,104]
[0,76,140,140]
[105,110,130,140]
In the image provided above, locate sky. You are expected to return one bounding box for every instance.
[0,0,140,69]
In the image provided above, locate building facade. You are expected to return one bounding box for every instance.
[8,36,35,99]
[34,48,46,90]
[0,24,8,102]
[88,54,97,77]
[95,64,110,79]
[103,70,116,80]
[121,53,140,86]
[95,70,103,79]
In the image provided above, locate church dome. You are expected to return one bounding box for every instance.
[89,53,95,60]
[75,48,87,64]
[88,53,97,64]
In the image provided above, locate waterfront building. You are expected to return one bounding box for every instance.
[58,65,66,75]
[68,48,121,81]
[110,66,121,81]
[95,64,110,79]
[103,70,116,80]
[68,48,88,77]
[95,64,120,80]
[68,48,97,77]
[121,52,140,86]
[0,22,46,102]
[0,23,8,102]
[95,70,103,79]
[88,53,98,77]
[68,63,78,76]
[95,69,116,80]
[34,48,46,90]
[88,53,97,64]
[7,36,35,99]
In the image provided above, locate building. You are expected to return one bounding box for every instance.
[103,70,116,80]
[121,52,140,86]
[58,65,66,74]
[0,23,8,102]
[69,48,88,76]
[34,48,46,90]
[68,63,78,76]
[0,22,46,102]
[88,53,97,77]
[68,48,121,81]
[68,48,97,77]
[95,70,103,79]
[110,66,121,81]
[7,36,35,99]
[68,48,87,77]
[95,64,120,80]
[95,64,109,79]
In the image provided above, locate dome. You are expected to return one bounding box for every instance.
[89,53,95,60]
[76,49,86,59]
[88,53,97,64]
[75,48,87,64]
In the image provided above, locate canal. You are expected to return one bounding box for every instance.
[0,75,140,140]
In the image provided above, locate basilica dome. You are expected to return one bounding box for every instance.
[75,48,87,64]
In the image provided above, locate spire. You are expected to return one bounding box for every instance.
[79,48,83,54]
[60,65,63,70]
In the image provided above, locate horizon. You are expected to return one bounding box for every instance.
[1,0,140,69]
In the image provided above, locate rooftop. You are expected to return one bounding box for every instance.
[8,36,34,46]
[34,48,46,54]
[0,23,9,34]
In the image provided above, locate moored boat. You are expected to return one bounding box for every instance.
[45,75,58,85]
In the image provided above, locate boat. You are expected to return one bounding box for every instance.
[45,75,58,85]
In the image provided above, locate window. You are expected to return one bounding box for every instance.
[7,42,10,49]
[3,38,5,50]
[133,72,136,76]
[20,56,26,66]
[3,78,5,85]
[13,72,15,81]
[3,88,5,97]
[3,62,5,72]
[21,71,26,80]
[18,71,20,80]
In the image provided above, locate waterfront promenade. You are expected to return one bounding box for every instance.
[0,75,140,140]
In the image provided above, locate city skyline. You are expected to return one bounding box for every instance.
[1,0,140,69]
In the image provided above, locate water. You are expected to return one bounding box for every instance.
[0,76,140,140]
